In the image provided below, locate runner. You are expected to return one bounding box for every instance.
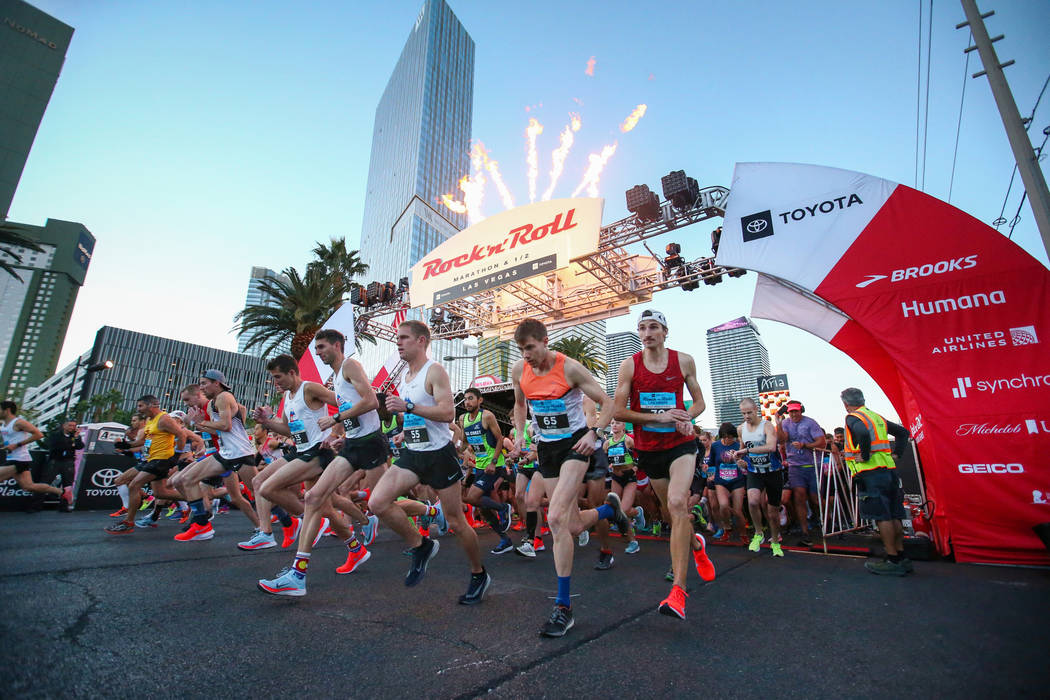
[509,426,547,557]
[606,419,644,554]
[367,320,489,604]
[104,396,204,535]
[169,373,260,541]
[511,318,630,637]
[0,401,63,503]
[709,423,749,544]
[736,397,786,557]
[612,309,716,620]
[459,388,513,554]
[581,397,615,569]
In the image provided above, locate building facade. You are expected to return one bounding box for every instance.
[25,326,276,424]
[605,330,641,397]
[236,266,290,356]
[0,219,94,397]
[706,316,770,426]
[0,0,74,219]
[355,0,474,389]
[20,347,89,424]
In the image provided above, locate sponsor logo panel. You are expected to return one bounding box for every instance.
[950,372,1050,399]
[740,210,774,242]
[856,255,978,288]
[957,463,1025,474]
[901,290,1005,318]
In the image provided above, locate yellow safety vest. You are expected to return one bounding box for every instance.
[843,406,895,475]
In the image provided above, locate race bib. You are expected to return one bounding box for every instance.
[143,438,152,458]
[718,466,738,481]
[403,413,430,448]
[745,440,771,467]
[608,444,626,466]
[639,392,676,433]
[338,401,361,432]
[466,432,486,454]
[530,399,571,439]
[288,419,308,447]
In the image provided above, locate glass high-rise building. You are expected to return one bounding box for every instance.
[605,330,641,397]
[706,316,770,426]
[355,0,474,390]
[236,266,290,356]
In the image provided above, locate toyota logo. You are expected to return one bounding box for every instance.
[91,468,122,488]
[746,219,767,234]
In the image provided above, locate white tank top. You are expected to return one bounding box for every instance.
[333,361,380,440]
[1,417,31,461]
[208,395,254,459]
[284,381,331,451]
[398,359,452,452]
[740,419,781,472]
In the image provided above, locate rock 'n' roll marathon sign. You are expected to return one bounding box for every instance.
[409,198,603,308]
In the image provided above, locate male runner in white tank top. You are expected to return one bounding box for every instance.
[0,401,63,503]
[368,320,490,605]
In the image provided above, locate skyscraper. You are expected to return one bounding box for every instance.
[236,266,290,356]
[605,330,641,397]
[0,219,93,397]
[355,0,474,388]
[706,316,770,426]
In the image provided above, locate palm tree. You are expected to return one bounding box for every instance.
[0,222,46,281]
[550,335,608,375]
[307,238,370,298]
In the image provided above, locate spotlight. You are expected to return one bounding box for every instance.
[398,277,410,294]
[366,281,382,305]
[626,184,661,221]
[661,170,699,211]
[350,284,364,306]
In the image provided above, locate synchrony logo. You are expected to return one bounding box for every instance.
[856,255,977,289]
[951,372,1050,398]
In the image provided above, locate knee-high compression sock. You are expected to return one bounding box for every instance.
[118,484,129,509]
[526,511,538,539]
[556,576,571,608]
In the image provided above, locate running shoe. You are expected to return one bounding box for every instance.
[218,504,230,514]
[50,475,63,489]
[360,513,379,546]
[748,533,764,552]
[712,526,725,540]
[139,496,155,511]
[311,517,330,548]
[105,520,135,535]
[900,558,915,573]
[632,507,646,532]
[237,530,277,551]
[134,514,157,528]
[577,530,589,547]
[270,514,279,524]
[281,517,301,549]
[178,509,191,525]
[175,522,215,542]
[690,504,707,527]
[404,537,440,587]
[603,492,631,537]
[799,535,813,547]
[433,502,449,537]
[497,503,513,534]
[515,539,536,558]
[533,537,546,552]
[511,521,525,532]
[595,551,614,570]
[491,536,514,555]
[693,533,716,581]
[658,585,688,619]
[864,558,907,576]
[458,570,491,605]
[335,547,371,574]
[108,507,128,518]
[539,604,574,638]
[540,526,551,536]
[625,540,640,554]
[164,505,179,519]
[417,503,434,534]
[664,568,674,582]
[137,504,156,521]
[770,542,784,557]
[258,567,306,597]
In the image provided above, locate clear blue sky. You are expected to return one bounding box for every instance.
[11,0,1050,429]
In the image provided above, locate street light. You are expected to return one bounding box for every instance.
[443,354,478,362]
[64,358,115,421]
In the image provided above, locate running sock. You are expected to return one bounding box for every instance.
[118,484,129,508]
[344,536,362,552]
[274,506,293,528]
[595,504,614,521]
[556,576,571,608]
[189,499,209,526]
[425,505,438,517]
[526,511,538,538]
[293,551,310,577]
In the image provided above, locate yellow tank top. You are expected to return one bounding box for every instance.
[145,411,175,461]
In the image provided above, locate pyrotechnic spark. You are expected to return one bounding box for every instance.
[619,104,647,133]
[572,142,618,198]
[585,56,596,76]
[542,114,582,201]
[440,192,467,214]
[474,141,515,210]
[525,118,544,203]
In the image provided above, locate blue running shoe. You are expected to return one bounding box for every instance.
[434,502,449,537]
[632,507,646,532]
[258,566,306,597]
[491,536,514,554]
[135,514,157,528]
[361,514,379,546]
[237,530,276,551]
[712,526,725,540]
[625,540,640,554]
[497,503,513,534]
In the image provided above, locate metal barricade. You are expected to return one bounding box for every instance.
[813,448,872,553]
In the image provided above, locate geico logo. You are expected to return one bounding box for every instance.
[901,290,1005,318]
[891,255,977,282]
[958,463,1025,474]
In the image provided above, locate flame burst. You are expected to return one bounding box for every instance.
[440,191,467,214]
[525,118,544,203]
[620,104,647,133]
[585,56,596,76]
[542,114,582,201]
[476,141,515,210]
[572,142,618,198]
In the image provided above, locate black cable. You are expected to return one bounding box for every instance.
[920,0,933,192]
[914,0,923,189]
[1024,72,1050,129]
[1007,127,1050,239]
[948,32,972,203]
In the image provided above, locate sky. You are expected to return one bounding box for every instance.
[10,0,1050,431]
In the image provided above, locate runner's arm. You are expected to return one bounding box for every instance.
[305,381,342,411]
[11,419,43,447]
[194,392,235,433]
[679,353,706,420]
[338,359,380,421]
[510,360,528,448]
[565,358,614,431]
[483,410,504,453]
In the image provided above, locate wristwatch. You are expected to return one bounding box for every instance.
[405,400,415,413]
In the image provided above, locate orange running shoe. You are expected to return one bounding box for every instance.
[178,509,191,524]
[533,537,546,552]
[658,584,688,619]
[281,517,301,548]
[108,507,128,518]
[335,547,371,574]
[174,522,215,542]
[693,533,716,582]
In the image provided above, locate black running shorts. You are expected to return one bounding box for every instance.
[746,469,785,507]
[139,457,179,478]
[339,431,388,471]
[634,441,697,481]
[536,427,592,479]
[397,442,462,490]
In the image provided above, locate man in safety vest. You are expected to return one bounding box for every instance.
[840,387,913,576]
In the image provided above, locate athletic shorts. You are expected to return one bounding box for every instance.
[2,460,34,474]
[139,457,179,478]
[714,475,746,491]
[515,463,537,481]
[855,468,906,522]
[584,446,609,482]
[288,444,336,469]
[340,432,388,471]
[689,474,706,496]
[471,466,508,495]
[397,442,462,490]
[787,464,818,493]
[535,428,592,479]
[203,475,225,489]
[746,469,785,507]
[610,469,637,488]
[217,454,256,477]
[634,441,697,481]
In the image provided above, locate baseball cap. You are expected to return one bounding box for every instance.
[637,309,668,328]
[202,369,232,391]
[168,410,187,421]
[786,400,804,412]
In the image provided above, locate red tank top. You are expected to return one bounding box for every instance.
[630,349,692,452]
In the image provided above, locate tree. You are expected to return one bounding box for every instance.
[0,222,46,282]
[307,238,369,299]
[550,335,608,375]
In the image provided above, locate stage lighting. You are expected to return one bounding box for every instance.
[350,284,364,306]
[366,281,382,305]
[661,170,699,211]
[700,259,723,286]
[398,277,410,294]
[626,184,661,221]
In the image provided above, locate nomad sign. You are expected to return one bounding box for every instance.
[410,198,602,308]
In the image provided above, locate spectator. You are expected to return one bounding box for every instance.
[776,400,825,546]
[47,419,83,512]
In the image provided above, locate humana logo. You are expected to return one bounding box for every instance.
[901,290,1005,318]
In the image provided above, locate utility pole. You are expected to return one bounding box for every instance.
[958,0,1050,259]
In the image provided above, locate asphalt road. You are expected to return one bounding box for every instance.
[1,509,1047,699]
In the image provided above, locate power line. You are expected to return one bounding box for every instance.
[914,0,923,189]
[1008,127,1050,240]
[948,32,972,203]
[994,72,1050,229]
[920,0,934,192]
